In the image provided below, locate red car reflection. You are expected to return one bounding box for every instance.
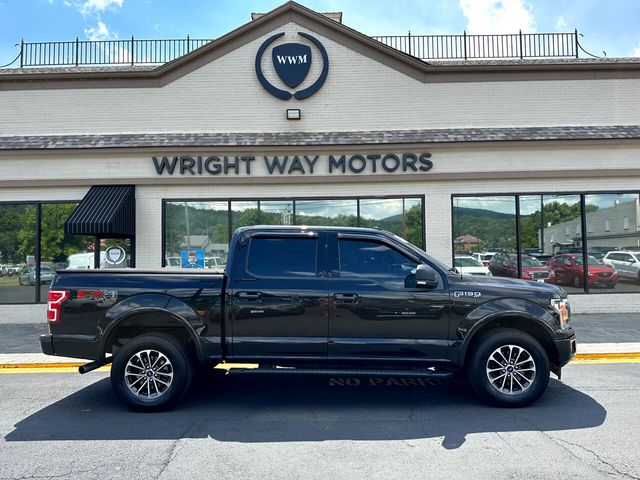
[488,253,556,283]
[548,253,618,289]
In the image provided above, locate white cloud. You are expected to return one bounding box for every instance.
[554,15,567,30]
[84,20,112,40]
[632,42,640,57]
[459,0,536,34]
[76,0,123,16]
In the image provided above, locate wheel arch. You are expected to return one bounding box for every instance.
[99,308,204,363]
[459,314,559,369]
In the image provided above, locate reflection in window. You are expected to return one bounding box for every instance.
[452,196,516,255]
[0,204,37,304]
[231,201,259,233]
[40,203,94,301]
[295,199,357,227]
[165,201,229,266]
[163,197,425,271]
[260,201,293,226]
[586,193,640,294]
[359,198,423,248]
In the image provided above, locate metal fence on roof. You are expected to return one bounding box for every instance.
[13,30,580,68]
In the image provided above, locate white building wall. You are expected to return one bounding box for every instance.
[0,22,639,135]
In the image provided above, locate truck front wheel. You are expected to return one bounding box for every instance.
[466,328,550,407]
[110,334,193,412]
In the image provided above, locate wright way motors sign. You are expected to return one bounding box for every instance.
[152,153,433,177]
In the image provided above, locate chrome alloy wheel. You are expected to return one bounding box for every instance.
[124,349,174,399]
[485,344,536,395]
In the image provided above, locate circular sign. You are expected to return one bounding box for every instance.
[104,246,126,265]
[255,31,329,100]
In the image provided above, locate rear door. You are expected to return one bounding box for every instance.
[227,231,329,361]
[613,252,631,278]
[327,233,450,362]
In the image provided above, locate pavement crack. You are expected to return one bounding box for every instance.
[523,417,639,480]
[494,431,518,453]
[552,437,640,480]
[0,468,97,480]
[153,419,197,480]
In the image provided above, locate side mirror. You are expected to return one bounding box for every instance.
[415,264,439,289]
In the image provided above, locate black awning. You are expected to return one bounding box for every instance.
[64,185,135,238]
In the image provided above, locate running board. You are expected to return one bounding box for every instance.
[226,367,455,378]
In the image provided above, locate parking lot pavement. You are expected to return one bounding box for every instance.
[0,363,638,480]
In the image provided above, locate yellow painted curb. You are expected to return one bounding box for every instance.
[0,362,84,369]
[574,352,640,360]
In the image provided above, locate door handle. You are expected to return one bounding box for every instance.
[332,293,359,304]
[237,291,262,302]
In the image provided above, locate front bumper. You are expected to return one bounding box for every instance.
[554,333,577,367]
[39,333,100,360]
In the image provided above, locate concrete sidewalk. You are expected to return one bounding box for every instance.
[0,313,639,366]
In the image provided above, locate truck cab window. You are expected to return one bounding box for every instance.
[339,239,416,281]
[247,237,317,277]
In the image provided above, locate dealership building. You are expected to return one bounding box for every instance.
[1,1,639,321]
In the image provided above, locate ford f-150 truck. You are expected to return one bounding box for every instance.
[40,226,576,411]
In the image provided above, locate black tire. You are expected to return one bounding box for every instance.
[110,334,193,412]
[466,328,550,408]
[573,274,581,288]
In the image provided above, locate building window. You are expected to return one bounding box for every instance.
[165,201,229,266]
[0,201,97,305]
[0,204,36,304]
[163,196,424,268]
[453,192,640,295]
[295,199,357,226]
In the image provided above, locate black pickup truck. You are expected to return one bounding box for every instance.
[41,226,575,411]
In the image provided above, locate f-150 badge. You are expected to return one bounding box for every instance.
[453,291,482,298]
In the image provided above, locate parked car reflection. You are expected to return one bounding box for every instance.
[602,251,640,282]
[488,253,555,283]
[18,266,55,286]
[549,253,617,289]
[454,255,492,276]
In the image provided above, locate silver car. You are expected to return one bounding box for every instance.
[18,267,55,286]
[602,251,640,282]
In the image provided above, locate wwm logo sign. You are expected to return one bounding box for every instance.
[275,54,308,65]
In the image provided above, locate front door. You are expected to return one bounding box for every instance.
[328,234,450,362]
[228,231,329,361]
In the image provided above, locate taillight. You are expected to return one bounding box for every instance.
[47,290,69,322]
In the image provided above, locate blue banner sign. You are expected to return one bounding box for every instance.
[181,249,205,268]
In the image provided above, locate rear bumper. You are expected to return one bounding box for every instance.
[39,333,101,361]
[554,333,577,367]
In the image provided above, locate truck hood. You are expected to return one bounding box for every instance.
[451,272,564,297]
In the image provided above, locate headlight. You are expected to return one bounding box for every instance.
[550,298,571,330]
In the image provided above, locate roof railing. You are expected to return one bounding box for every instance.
[7,30,582,68]
[372,30,579,60]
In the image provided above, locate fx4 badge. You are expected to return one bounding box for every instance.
[453,291,482,298]
[76,290,118,303]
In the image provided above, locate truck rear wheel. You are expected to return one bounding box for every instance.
[110,334,193,412]
[466,328,550,407]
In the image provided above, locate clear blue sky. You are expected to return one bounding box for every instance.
[1,0,639,67]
